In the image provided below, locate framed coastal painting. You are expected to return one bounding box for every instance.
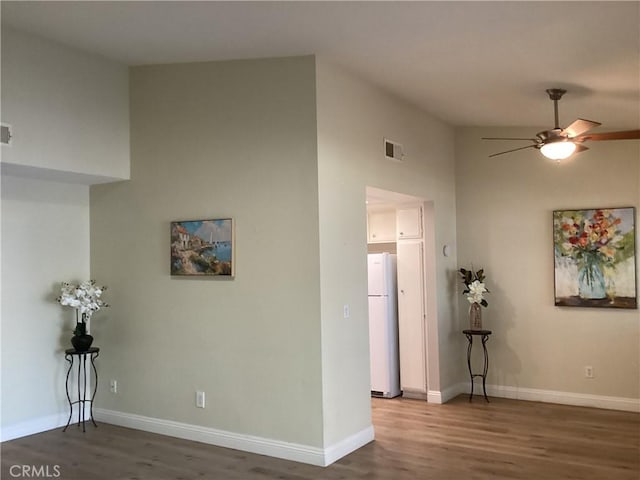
[170,218,234,277]
[553,207,636,308]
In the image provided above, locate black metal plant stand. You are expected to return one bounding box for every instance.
[63,347,100,432]
[462,330,492,402]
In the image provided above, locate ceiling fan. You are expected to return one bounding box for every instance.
[483,88,640,160]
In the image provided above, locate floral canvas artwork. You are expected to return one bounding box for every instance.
[553,208,636,308]
[171,219,234,276]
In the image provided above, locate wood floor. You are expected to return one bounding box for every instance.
[2,395,638,480]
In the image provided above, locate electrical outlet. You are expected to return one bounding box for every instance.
[343,304,350,319]
[110,379,118,393]
[584,366,594,378]
[196,391,206,408]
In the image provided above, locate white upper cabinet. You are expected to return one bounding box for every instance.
[396,206,423,239]
[367,209,396,243]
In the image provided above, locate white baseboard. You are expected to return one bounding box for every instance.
[450,382,640,412]
[1,412,67,442]
[323,425,374,466]
[95,408,373,467]
[7,385,635,453]
[431,384,465,404]
[427,390,442,404]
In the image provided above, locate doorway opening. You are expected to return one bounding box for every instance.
[365,186,439,401]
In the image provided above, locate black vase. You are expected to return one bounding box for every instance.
[71,334,94,352]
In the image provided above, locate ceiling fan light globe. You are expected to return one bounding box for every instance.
[540,141,576,160]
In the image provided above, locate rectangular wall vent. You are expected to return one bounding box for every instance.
[1,124,12,146]
[384,138,403,162]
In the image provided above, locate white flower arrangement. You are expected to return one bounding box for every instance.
[57,280,109,321]
[466,279,488,305]
[459,268,489,307]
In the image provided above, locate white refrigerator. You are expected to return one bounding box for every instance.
[367,253,401,398]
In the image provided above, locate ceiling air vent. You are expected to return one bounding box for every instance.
[384,138,403,162]
[1,124,12,146]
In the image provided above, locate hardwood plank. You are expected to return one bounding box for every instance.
[1,395,638,479]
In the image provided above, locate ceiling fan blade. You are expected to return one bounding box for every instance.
[488,144,537,157]
[482,137,537,141]
[563,118,601,138]
[574,144,589,154]
[574,130,640,142]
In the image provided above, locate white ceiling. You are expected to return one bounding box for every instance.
[2,1,639,130]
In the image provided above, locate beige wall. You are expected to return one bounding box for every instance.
[315,59,459,446]
[90,57,325,447]
[1,28,129,183]
[1,176,90,438]
[0,29,129,440]
[456,127,639,401]
[90,55,459,461]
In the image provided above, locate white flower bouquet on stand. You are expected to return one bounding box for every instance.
[57,280,108,351]
[459,268,489,330]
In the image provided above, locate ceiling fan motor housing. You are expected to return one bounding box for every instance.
[536,128,564,143]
